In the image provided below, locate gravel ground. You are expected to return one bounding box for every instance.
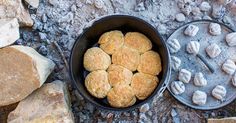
[1,0,236,122]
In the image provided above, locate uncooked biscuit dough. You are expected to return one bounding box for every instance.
[209,23,221,36]
[171,81,185,95]
[178,69,192,83]
[85,70,111,98]
[192,90,207,105]
[184,24,199,37]
[107,64,133,87]
[98,30,124,54]
[131,73,158,100]
[112,46,140,71]
[83,47,111,71]
[212,85,226,100]
[186,41,200,54]
[226,32,236,47]
[206,43,221,58]
[194,72,207,87]
[171,56,181,71]
[222,59,236,75]
[167,39,181,53]
[137,50,162,75]
[107,84,136,108]
[124,32,152,53]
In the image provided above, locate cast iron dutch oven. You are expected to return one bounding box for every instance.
[70,15,171,111]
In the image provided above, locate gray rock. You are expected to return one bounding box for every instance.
[42,14,47,23]
[139,103,150,113]
[48,0,58,6]
[39,32,47,41]
[71,4,77,12]
[212,4,226,19]
[171,108,178,117]
[191,7,201,16]
[181,4,192,16]
[135,2,146,12]
[94,0,105,9]
[38,45,48,56]
[203,15,212,20]
[157,24,167,35]
[200,2,211,12]
[175,13,186,22]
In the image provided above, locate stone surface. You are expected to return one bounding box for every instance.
[0,45,55,106]
[7,80,74,123]
[24,0,39,8]
[1,0,236,122]
[0,18,19,48]
[0,0,33,27]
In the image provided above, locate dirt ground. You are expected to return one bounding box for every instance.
[1,0,236,122]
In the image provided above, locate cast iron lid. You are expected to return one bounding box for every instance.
[69,15,171,111]
[167,20,236,110]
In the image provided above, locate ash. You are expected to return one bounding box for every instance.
[2,0,236,122]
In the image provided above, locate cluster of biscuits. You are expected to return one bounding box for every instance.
[83,30,162,108]
[170,23,236,106]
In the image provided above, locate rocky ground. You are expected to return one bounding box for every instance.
[1,0,236,122]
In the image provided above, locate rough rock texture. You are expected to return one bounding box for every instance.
[0,18,19,48]
[0,0,33,26]
[7,80,74,123]
[0,45,55,107]
[24,0,39,8]
[1,0,236,123]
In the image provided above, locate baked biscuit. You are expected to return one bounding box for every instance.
[107,84,136,108]
[137,51,162,75]
[83,47,111,71]
[131,73,158,100]
[112,46,140,71]
[98,30,124,54]
[85,70,111,98]
[107,64,133,87]
[124,32,152,53]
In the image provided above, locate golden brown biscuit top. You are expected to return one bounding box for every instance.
[124,32,152,53]
[112,46,140,71]
[83,47,111,71]
[107,64,133,87]
[131,72,159,100]
[85,70,111,98]
[98,30,124,54]
[107,84,136,108]
[137,50,162,75]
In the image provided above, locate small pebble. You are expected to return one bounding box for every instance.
[157,24,167,34]
[139,103,150,113]
[71,4,77,12]
[39,32,47,41]
[203,15,212,20]
[175,13,186,22]
[15,39,24,45]
[38,45,48,56]
[42,14,47,23]
[135,2,146,12]
[200,2,211,12]
[191,7,201,16]
[181,4,192,16]
[212,4,226,19]
[94,0,104,9]
[171,108,178,117]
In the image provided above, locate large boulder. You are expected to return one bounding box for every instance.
[0,18,19,48]
[7,80,74,123]
[0,0,33,27]
[0,45,55,106]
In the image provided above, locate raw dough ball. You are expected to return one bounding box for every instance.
[131,73,158,100]
[124,32,152,53]
[167,39,181,53]
[171,56,181,71]
[83,47,111,71]
[192,90,207,105]
[209,23,221,36]
[226,32,236,46]
[206,43,221,58]
[98,30,124,54]
[175,13,186,22]
[232,73,236,87]
[107,84,136,108]
[107,64,133,87]
[137,51,162,75]
[200,2,211,12]
[222,59,236,75]
[112,46,140,71]
[178,69,192,83]
[171,81,185,95]
[186,41,200,54]
[212,85,226,100]
[85,70,111,98]
[194,72,207,87]
[184,24,199,37]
